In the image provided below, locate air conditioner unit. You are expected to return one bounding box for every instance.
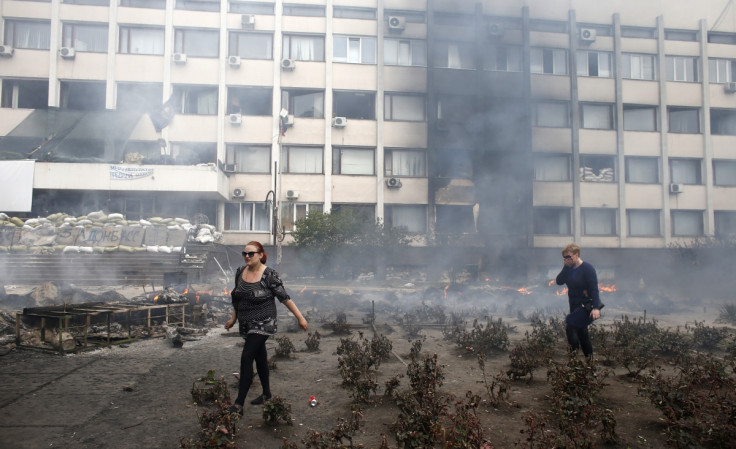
[224,164,236,173]
[669,183,684,194]
[173,53,187,64]
[286,190,299,200]
[487,22,504,37]
[386,177,402,188]
[724,82,736,93]
[281,59,295,70]
[579,28,597,42]
[228,55,241,67]
[388,16,406,32]
[232,188,245,198]
[229,113,242,125]
[59,47,75,59]
[283,114,294,126]
[332,117,347,128]
[241,14,255,29]
[0,45,14,57]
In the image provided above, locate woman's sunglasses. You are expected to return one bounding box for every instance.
[242,251,260,258]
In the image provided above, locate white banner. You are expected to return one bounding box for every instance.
[0,160,35,212]
[110,165,154,180]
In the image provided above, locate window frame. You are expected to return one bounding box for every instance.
[225,144,271,174]
[227,86,272,116]
[174,28,219,58]
[332,146,375,175]
[582,208,617,236]
[281,203,324,232]
[713,159,736,186]
[282,89,324,119]
[119,26,165,55]
[384,92,425,122]
[228,32,272,60]
[172,85,219,115]
[4,19,51,50]
[666,55,699,82]
[671,210,704,237]
[668,107,701,134]
[623,104,658,132]
[580,103,615,130]
[384,38,427,67]
[333,35,376,64]
[62,22,108,53]
[534,154,571,182]
[1,79,49,109]
[534,101,570,128]
[282,34,325,61]
[385,204,427,234]
[627,209,661,237]
[670,158,702,185]
[533,207,572,235]
[333,90,376,120]
[625,156,660,184]
[530,47,568,75]
[709,58,736,83]
[281,145,324,174]
[576,50,613,78]
[484,45,522,72]
[621,53,656,80]
[225,202,271,232]
[580,155,616,183]
[385,148,427,177]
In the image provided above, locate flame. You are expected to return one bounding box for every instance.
[517,287,532,295]
[195,295,200,304]
[548,279,555,286]
[599,283,617,292]
[182,288,189,295]
[153,295,159,302]
[300,286,307,294]
[223,287,229,295]
[443,285,449,299]
[556,288,568,296]
[485,277,491,282]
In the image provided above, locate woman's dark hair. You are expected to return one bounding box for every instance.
[247,240,267,263]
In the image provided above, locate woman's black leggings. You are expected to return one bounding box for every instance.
[235,333,270,406]
[565,323,593,357]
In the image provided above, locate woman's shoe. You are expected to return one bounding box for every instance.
[229,404,243,416]
[250,393,271,405]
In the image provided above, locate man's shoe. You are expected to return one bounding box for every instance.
[229,404,243,416]
[250,393,271,405]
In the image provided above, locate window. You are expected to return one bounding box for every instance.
[580,155,615,182]
[174,29,219,58]
[670,158,701,184]
[1,79,48,109]
[711,109,736,135]
[713,160,736,186]
[225,145,270,173]
[621,26,656,39]
[621,53,656,80]
[436,205,475,233]
[229,2,273,14]
[577,51,612,77]
[581,103,614,129]
[281,203,323,231]
[334,91,375,119]
[170,142,216,164]
[529,19,567,33]
[334,36,375,64]
[623,105,657,131]
[60,81,105,111]
[437,95,475,123]
[625,157,659,183]
[384,93,425,121]
[333,147,374,175]
[176,0,219,12]
[283,4,325,16]
[534,208,571,235]
[434,13,473,27]
[121,0,165,7]
[484,45,522,72]
[334,7,376,20]
[534,155,570,181]
[61,23,107,53]
[225,202,270,231]
[119,26,164,55]
[229,32,272,59]
[535,102,570,128]
[384,39,426,66]
[62,0,108,5]
[116,83,163,112]
[283,34,324,61]
[385,149,426,177]
[282,146,323,174]
[227,87,271,115]
[671,210,703,236]
[282,89,324,118]
[665,29,698,42]
[715,211,736,238]
[531,48,568,75]
[708,32,736,45]
[4,20,51,50]
[666,56,698,82]
[385,205,427,233]
[435,150,472,178]
[384,10,426,24]
[709,58,736,83]
[582,209,616,235]
[433,41,474,69]
[668,107,700,133]
[173,85,218,115]
[332,204,375,221]
[628,210,660,236]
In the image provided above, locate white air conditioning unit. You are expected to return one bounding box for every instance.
[229,113,242,125]
[228,55,241,67]
[487,22,504,37]
[173,53,187,64]
[0,45,15,57]
[388,16,406,32]
[232,188,245,198]
[283,114,294,126]
[241,14,255,29]
[724,82,736,93]
[669,183,684,194]
[332,117,347,128]
[286,189,299,200]
[386,177,402,188]
[59,47,75,59]
[580,28,597,42]
[224,164,236,173]
[281,59,295,70]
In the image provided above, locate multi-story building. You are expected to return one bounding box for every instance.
[1,0,735,281]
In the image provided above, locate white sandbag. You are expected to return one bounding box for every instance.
[0,213,8,220]
[108,213,124,220]
[63,246,80,253]
[174,217,189,224]
[87,211,105,219]
[158,246,172,253]
[78,246,93,253]
[139,219,152,227]
[167,225,183,230]
[146,246,159,253]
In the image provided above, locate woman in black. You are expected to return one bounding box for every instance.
[225,241,308,415]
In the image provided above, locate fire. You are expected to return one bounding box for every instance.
[517,287,532,295]
[300,286,307,294]
[443,285,449,299]
[599,283,617,292]
[556,288,568,296]
[153,295,159,302]
[548,279,555,286]
[223,287,229,295]
[182,288,189,295]
[195,295,200,304]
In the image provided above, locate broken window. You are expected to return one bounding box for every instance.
[333,36,376,64]
[581,103,614,129]
[225,144,270,173]
[627,210,661,237]
[175,0,219,12]
[484,45,522,72]
[282,34,324,61]
[434,149,472,178]
[384,38,426,67]
[666,56,699,82]
[713,160,736,186]
[334,91,375,119]
[625,157,659,184]
[576,50,612,77]
[170,142,216,165]
[1,79,48,109]
[174,28,219,58]
[227,87,271,115]
[623,105,657,131]
[534,155,570,181]
[225,202,270,231]
[119,26,164,55]
[433,41,475,69]
[281,146,323,174]
[715,211,736,238]
[173,85,218,115]
[60,81,106,111]
[116,82,163,112]
[332,147,375,175]
[534,101,570,128]
[436,205,475,234]
[670,158,702,184]
[4,20,51,50]
[281,203,323,231]
[62,22,108,53]
[384,93,425,121]
[437,94,475,123]
[580,155,615,182]
[385,205,427,233]
[531,48,568,75]
[282,89,323,118]
[385,149,426,177]
[668,107,700,133]
[710,109,736,135]
[582,208,617,236]
[229,32,272,59]
[671,210,704,236]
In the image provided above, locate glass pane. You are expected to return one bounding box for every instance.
[628,210,659,236]
[624,107,656,131]
[340,149,373,175]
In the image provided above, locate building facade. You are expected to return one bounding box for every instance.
[1,0,735,277]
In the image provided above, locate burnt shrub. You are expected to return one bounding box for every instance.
[262,395,293,426]
[507,317,561,381]
[478,355,513,407]
[687,320,729,350]
[191,370,230,405]
[453,317,510,355]
[304,331,321,352]
[336,333,392,403]
[274,335,296,359]
[180,400,240,449]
